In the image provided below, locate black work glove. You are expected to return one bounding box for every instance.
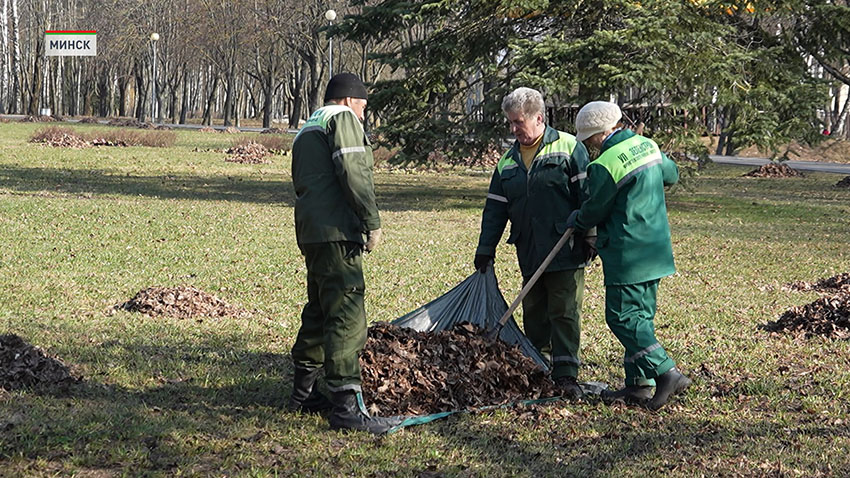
[582,235,598,263]
[474,254,493,273]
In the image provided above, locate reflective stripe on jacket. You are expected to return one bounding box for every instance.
[476,126,590,276]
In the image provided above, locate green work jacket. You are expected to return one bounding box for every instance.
[291,104,380,246]
[476,126,591,277]
[575,129,679,285]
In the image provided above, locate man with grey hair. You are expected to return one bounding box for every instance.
[474,86,594,399]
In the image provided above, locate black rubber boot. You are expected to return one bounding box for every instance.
[601,385,653,405]
[328,390,403,434]
[554,376,583,400]
[646,368,692,411]
[287,367,333,414]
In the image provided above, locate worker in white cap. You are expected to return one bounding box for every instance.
[566,101,691,411]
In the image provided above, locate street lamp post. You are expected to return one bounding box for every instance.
[324,9,336,78]
[150,32,160,123]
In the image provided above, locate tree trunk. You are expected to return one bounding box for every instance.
[289,61,306,129]
[179,64,188,124]
[223,61,235,126]
[118,74,128,117]
[26,37,44,116]
[9,0,22,113]
[0,0,9,114]
[262,80,273,128]
[202,74,218,126]
[135,60,147,122]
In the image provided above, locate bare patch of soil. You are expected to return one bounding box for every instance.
[225,142,271,164]
[120,286,250,320]
[1,335,79,391]
[743,163,803,178]
[762,293,850,339]
[361,322,558,416]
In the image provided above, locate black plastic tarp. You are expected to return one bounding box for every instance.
[391,267,549,371]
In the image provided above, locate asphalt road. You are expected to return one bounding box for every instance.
[709,155,850,175]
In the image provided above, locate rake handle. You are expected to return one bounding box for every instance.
[489,227,575,338]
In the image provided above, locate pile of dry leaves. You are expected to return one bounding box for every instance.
[360,322,558,416]
[786,272,850,293]
[836,176,850,188]
[225,142,271,164]
[763,294,850,339]
[743,163,803,178]
[261,128,285,134]
[1,334,79,391]
[107,118,146,128]
[120,286,250,320]
[33,129,90,148]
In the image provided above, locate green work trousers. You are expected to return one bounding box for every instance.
[605,280,675,387]
[522,268,584,379]
[291,241,367,392]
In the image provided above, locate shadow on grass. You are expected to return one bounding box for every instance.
[0,164,485,211]
[0,341,313,473]
[426,406,850,477]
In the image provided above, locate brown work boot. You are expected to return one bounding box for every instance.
[646,368,692,411]
[601,385,653,405]
[554,376,583,400]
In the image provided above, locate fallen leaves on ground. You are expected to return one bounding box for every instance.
[360,322,559,416]
[786,272,850,293]
[120,286,251,320]
[743,163,803,178]
[0,334,79,391]
[225,142,271,164]
[762,293,850,339]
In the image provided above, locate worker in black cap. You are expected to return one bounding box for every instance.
[288,73,401,434]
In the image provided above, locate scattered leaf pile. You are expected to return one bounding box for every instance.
[18,115,58,123]
[107,118,148,128]
[1,334,79,391]
[261,128,285,134]
[199,126,217,133]
[222,126,241,134]
[225,142,271,164]
[29,127,91,148]
[120,286,250,319]
[79,117,100,124]
[743,163,803,178]
[360,322,558,416]
[787,272,850,293]
[762,293,850,339]
[836,176,850,188]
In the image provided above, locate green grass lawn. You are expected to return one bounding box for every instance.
[1,121,849,477]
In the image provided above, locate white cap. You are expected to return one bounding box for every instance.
[575,101,622,141]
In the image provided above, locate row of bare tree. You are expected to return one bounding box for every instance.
[0,0,385,128]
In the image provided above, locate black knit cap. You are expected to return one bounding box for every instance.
[324,73,368,101]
